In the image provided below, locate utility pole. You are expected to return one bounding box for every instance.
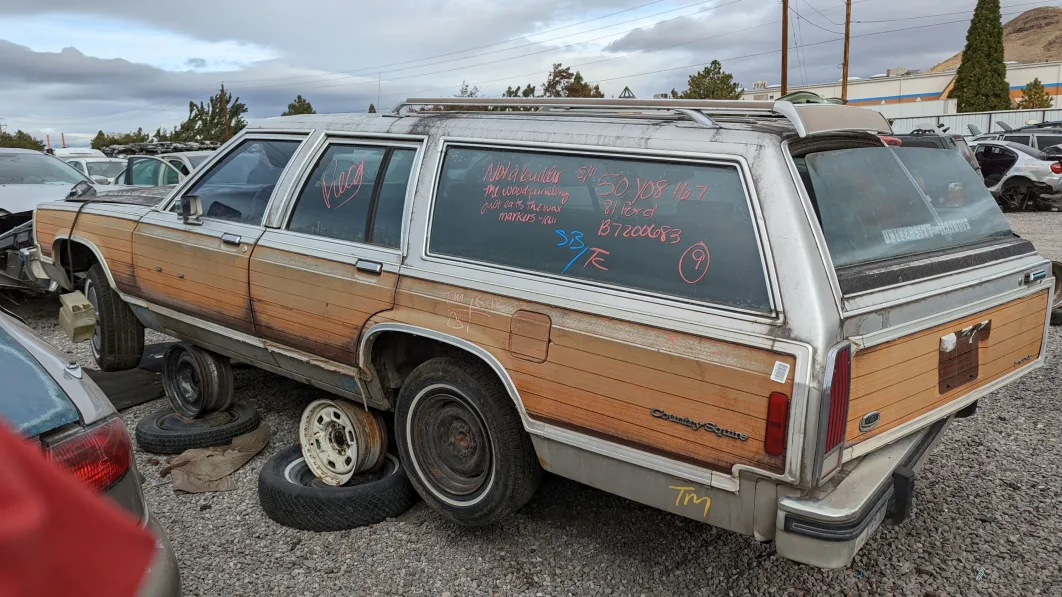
[221,82,231,141]
[377,73,381,111]
[781,0,789,95]
[842,0,852,101]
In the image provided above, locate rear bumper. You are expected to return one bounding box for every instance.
[137,511,182,597]
[774,418,950,569]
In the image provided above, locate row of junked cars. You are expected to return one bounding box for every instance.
[0,148,214,292]
[892,120,1062,212]
[3,96,1062,597]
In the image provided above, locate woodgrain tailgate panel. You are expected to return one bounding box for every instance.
[847,290,1049,445]
[370,277,797,474]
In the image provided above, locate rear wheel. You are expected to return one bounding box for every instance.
[395,356,541,526]
[1000,180,1033,211]
[84,263,144,372]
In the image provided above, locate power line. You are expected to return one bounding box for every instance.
[14,3,1052,126]
[19,0,748,123]
[230,0,731,87]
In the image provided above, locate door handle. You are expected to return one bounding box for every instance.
[221,233,242,246]
[355,260,383,275]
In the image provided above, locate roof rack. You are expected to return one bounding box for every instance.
[1012,120,1062,131]
[390,97,892,138]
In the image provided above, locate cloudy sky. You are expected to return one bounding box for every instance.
[0,0,1051,146]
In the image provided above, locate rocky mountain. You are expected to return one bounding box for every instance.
[929,6,1062,72]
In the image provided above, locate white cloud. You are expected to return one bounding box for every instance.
[0,0,1014,145]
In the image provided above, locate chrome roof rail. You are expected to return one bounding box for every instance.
[392,97,893,138]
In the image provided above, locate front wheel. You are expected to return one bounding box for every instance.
[395,356,541,526]
[84,263,144,371]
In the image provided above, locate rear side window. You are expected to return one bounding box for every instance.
[799,147,1013,268]
[429,146,772,313]
[1036,135,1062,149]
[287,144,416,249]
[1002,135,1031,146]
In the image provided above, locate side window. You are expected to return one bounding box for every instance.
[163,164,181,185]
[1002,135,1031,146]
[287,144,416,249]
[185,139,302,224]
[130,159,163,186]
[429,146,772,312]
[1036,135,1062,149]
[68,161,86,174]
[167,159,190,176]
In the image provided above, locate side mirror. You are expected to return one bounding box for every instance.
[67,180,96,200]
[180,195,203,226]
[90,175,111,185]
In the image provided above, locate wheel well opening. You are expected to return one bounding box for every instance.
[369,331,473,406]
[54,239,98,286]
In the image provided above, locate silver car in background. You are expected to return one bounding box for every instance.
[973,140,1062,210]
[0,309,181,596]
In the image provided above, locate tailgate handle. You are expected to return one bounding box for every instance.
[221,233,242,246]
[356,260,383,275]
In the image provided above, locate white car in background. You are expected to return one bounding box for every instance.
[973,140,1062,210]
[64,157,127,185]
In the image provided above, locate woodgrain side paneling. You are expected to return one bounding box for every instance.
[247,245,398,364]
[369,277,797,474]
[131,223,257,333]
[35,209,140,293]
[847,290,1049,445]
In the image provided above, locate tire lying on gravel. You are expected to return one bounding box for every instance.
[135,403,262,455]
[257,445,418,531]
[84,263,144,372]
[395,356,542,527]
[1051,309,1062,327]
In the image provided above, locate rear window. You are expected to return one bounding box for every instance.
[429,146,772,313]
[798,147,1013,268]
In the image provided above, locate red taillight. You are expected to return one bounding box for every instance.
[1051,162,1062,174]
[824,345,852,455]
[764,392,789,456]
[46,418,132,492]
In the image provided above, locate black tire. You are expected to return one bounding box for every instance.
[394,356,541,526]
[257,445,418,531]
[1051,308,1062,327]
[84,263,144,372]
[162,344,234,418]
[135,403,262,455]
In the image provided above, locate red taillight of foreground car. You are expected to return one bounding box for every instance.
[47,418,132,493]
[1051,162,1062,174]
[824,345,851,455]
[764,392,790,456]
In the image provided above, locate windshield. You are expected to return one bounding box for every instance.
[86,161,126,178]
[799,147,1013,268]
[187,154,209,168]
[0,153,89,185]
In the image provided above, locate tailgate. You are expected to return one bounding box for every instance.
[846,289,1050,449]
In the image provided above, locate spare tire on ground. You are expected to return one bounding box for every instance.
[136,403,261,455]
[258,444,418,531]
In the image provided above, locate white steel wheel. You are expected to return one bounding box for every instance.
[298,399,387,487]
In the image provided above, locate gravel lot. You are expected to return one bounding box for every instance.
[9,213,1062,597]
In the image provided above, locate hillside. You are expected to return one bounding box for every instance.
[928,6,1062,72]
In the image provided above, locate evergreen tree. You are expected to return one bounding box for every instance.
[1018,78,1053,109]
[173,85,248,143]
[950,0,1011,112]
[542,64,603,98]
[281,95,315,116]
[90,130,108,150]
[0,130,45,151]
[670,61,742,100]
[367,103,377,113]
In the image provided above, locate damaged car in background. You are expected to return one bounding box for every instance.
[0,148,97,293]
[972,140,1062,211]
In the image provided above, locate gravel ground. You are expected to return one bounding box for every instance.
[9,213,1062,597]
